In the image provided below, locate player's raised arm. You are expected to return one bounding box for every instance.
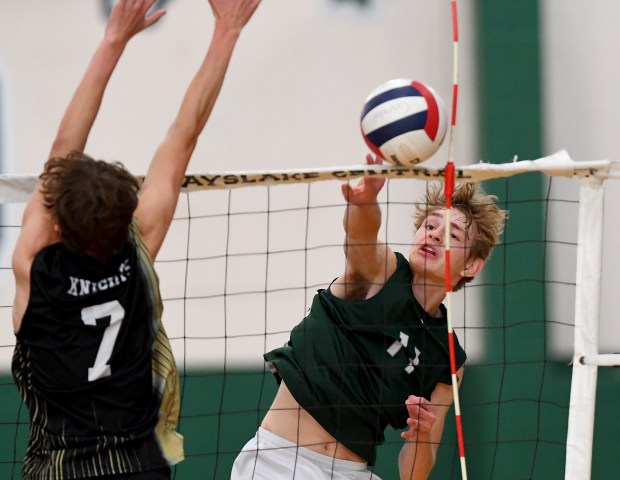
[50,0,165,158]
[331,154,395,299]
[12,0,165,333]
[134,0,261,260]
[19,0,164,260]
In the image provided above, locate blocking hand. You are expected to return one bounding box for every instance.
[105,0,166,44]
[208,0,261,31]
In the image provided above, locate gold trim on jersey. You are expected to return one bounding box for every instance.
[130,220,185,465]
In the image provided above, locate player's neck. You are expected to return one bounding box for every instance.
[412,280,446,318]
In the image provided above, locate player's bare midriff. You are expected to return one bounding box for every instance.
[261,381,367,464]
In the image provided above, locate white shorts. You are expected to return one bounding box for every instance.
[230,428,382,480]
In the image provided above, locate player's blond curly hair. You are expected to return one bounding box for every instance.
[414,182,507,291]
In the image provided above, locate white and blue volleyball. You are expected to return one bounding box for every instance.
[361,79,448,166]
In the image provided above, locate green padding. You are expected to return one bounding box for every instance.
[2,368,620,478]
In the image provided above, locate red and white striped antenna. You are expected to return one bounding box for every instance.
[444,0,468,479]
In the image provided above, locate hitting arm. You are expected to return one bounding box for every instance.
[331,154,395,299]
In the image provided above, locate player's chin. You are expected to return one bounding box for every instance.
[410,252,440,273]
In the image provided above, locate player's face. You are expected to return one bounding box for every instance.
[409,208,476,287]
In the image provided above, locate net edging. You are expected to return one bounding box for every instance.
[1,150,618,203]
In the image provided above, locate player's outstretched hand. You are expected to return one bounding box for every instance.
[400,395,436,440]
[209,0,261,31]
[105,0,166,45]
[341,154,386,205]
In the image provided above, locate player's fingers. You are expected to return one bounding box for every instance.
[401,421,431,438]
[405,413,435,434]
[370,176,386,192]
[144,9,166,28]
[341,183,351,202]
[406,406,435,431]
[365,153,384,167]
[406,394,433,408]
[407,406,434,422]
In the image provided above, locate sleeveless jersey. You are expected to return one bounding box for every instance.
[264,252,467,465]
[12,221,183,479]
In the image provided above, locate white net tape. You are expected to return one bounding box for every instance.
[2,150,619,202]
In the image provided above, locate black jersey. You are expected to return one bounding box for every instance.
[12,222,183,479]
[264,252,467,465]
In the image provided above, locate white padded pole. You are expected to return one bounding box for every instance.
[565,176,604,480]
[579,354,620,367]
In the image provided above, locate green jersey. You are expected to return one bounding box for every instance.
[264,252,466,465]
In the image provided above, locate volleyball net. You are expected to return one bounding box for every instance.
[1,149,619,479]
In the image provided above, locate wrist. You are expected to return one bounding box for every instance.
[101,33,129,54]
[213,19,243,43]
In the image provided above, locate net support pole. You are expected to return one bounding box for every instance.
[564,176,604,480]
[579,354,620,367]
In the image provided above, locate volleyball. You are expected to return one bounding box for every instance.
[360,79,448,166]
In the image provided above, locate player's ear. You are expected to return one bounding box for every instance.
[461,257,484,278]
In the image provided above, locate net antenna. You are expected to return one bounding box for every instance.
[443,1,468,479]
[444,0,467,480]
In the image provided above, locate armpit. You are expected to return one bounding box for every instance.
[341,271,373,300]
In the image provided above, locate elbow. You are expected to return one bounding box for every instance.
[167,121,200,154]
[49,137,74,159]
[49,131,88,159]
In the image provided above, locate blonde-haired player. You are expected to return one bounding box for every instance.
[233,154,507,480]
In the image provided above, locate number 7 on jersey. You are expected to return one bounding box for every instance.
[81,300,125,382]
